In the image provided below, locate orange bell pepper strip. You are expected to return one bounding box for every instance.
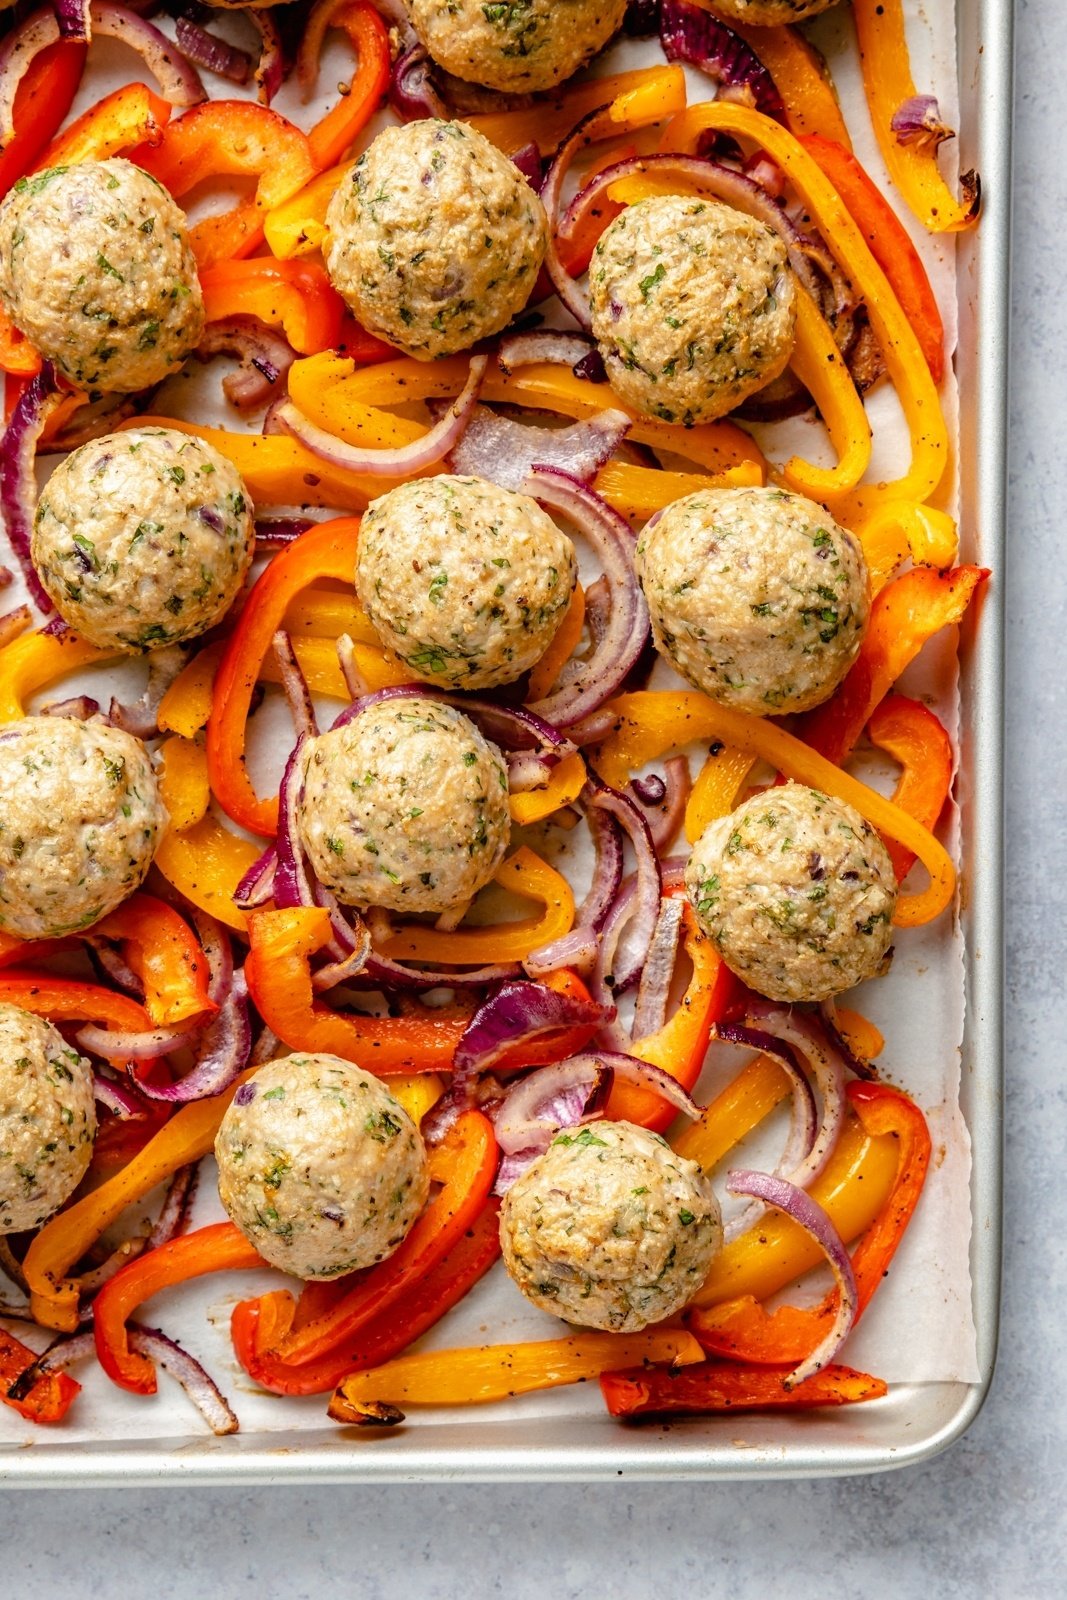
[593,691,955,928]
[468,64,687,157]
[685,743,756,843]
[0,304,42,378]
[93,1222,266,1395]
[0,626,116,724]
[606,902,736,1132]
[134,101,317,269]
[852,0,980,234]
[380,847,575,965]
[24,1066,255,1331]
[1,1326,81,1426]
[158,642,226,739]
[688,1080,931,1365]
[207,517,360,837]
[526,583,585,703]
[592,460,764,522]
[264,161,349,260]
[665,102,949,517]
[92,894,215,1028]
[153,812,259,935]
[800,134,945,382]
[157,734,211,829]
[717,14,852,149]
[301,1,391,172]
[797,565,989,766]
[199,259,345,356]
[35,83,172,170]
[0,969,151,1031]
[0,39,86,199]
[330,1329,703,1413]
[599,1360,887,1418]
[867,695,954,883]
[245,907,474,1072]
[508,751,587,827]
[232,1198,502,1397]
[855,499,958,596]
[673,1053,791,1172]
[246,1111,496,1370]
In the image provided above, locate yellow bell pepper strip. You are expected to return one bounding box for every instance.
[283,587,377,643]
[468,64,687,157]
[158,641,225,738]
[712,13,852,149]
[301,1,391,173]
[35,82,172,170]
[526,583,585,703]
[688,1079,931,1365]
[286,352,426,451]
[248,1111,497,1369]
[800,135,946,382]
[0,626,115,724]
[854,499,958,596]
[664,102,950,516]
[831,1007,885,1064]
[508,751,587,827]
[593,460,764,521]
[199,258,345,356]
[796,565,989,767]
[24,1066,255,1331]
[673,1053,792,1171]
[690,1109,900,1310]
[607,902,736,1133]
[92,894,215,1027]
[207,517,360,838]
[599,1360,887,1418]
[287,352,767,478]
[264,161,351,260]
[157,735,211,830]
[593,691,955,926]
[387,1072,445,1127]
[153,812,258,935]
[852,0,980,234]
[685,743,756,843]
[781,284,872,499]
[328,1329,703,1413]
[93,1222,266,1395]
[381,846,575,965]
[134,102,317,270]
[1,1325,81,1426]
[867,694,954,884]
[244,907,475,1071]
[264,633,407,700]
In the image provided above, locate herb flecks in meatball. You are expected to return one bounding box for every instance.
[410,0,629,93]
[0,1003,96,1234]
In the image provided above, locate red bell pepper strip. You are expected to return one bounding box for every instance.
[244,907,473,1073]
[800,135,945,382]
[1,1326,81,1425]
[243,1111,496,1371]
[91,894,216,1028]
[0,970,152,1031]
[200,258,345,356]
[687,1080,931,1365]
[302,1,391,172]
[599,1360,887,1418]
[93,1222,266,1395]
[867,695,954,882]
[85,1096,174,1184]
[0,39,86,199]
[796,565,989,766]
[34,83,172,171]
[134,101,317,269]
[232,1198,502,1396]
[336,315,397,366]
[207,517,360,837]
[0,305,42,378]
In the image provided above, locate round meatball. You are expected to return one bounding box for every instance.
[635,487,869,714]
[215,1054,429,1279]
[325,120,548,361]
[0,1003,96,1233]
[686,783,897,1003]
[589,196,796,424]
[0,160,204,393]
[32,428,254,653]
[500,1121,721,1331]
[296,697,510,915]
[410,0,628,93]
[357,475,577,689]
[710,1,841,25]
[0,717,167,940]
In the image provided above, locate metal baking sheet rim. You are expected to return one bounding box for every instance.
[0,0,1011,1486]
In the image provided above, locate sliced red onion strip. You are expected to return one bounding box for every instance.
[631,896,685,1040]
[76,1234,149,1295]
[332,683,573,758]
[743,1003,847,1197]
[92,1070,149,1118]
[492,1057,614,1179]
[659,0,785,121]
[272,736,362,963]
[525,802,623,978]
[497,330,596,374]
[40,1319,242,1435]
[589,776,662,997]
[256,517,313,549]
[41,693,100,721]
[511,140,544,190]
[820,998,878,1082]
[890,94,954,148]
[626,756,691,854]
[92,3,207,105]
[713,1021,816,1241]
[357,951,521,993]
[175,15,251,85]
[389,42,449,121]
[86,940,143,998]
[147,1164,198,1250]
[726,1169,859,1390]
[0,362,62,614]
[233,843,277,911]
[506,748,560,793]
[453,979,614,1092]
[250,1023,281,1068]
[539,110,602,331]
[495,1049,699,1155]
[249,6,284,105]
[445,402,630,495]
[312,932,376,993]
[0,11,69,143]
[108,642,187,740]
[196,317,295,410]
[524,467,650,729]
[138,971,252,1104]
[80,1021,199,1062]
[53,0,92,41]
[277,355,488,477]
[272,628,319,740]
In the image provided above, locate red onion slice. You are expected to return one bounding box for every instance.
[92,1070,150,1119]
[743,1004,847,1197]
[196,317,295,410]
[726,1169,859,1390]
[272,628,319,740]
[389,42,449,121]
[53,0,92,40]
[137,971,253,1104]
[659,0,785,121]
[272,735,367,963]
[79,1021,199,1062]
[175,15,251,85]
[496,1049,700,1155]
[41,693,101,721]
[0,362,62,614]
[631,896,685,1040]
[92,3,207,105]
[540,110,600,332]
[249,5,285,105]
[712,1021,817,1236]
[820,998,879,1082]
[454,978,614,1089]
[497,330,597,374]
[589,774,663,999]
[108,643,187,740]
[277,355,487,477]
[146,1164,198,1249]
[255,517,313,549]
[332,683,573,760]
[358,952,520,992]
[891,94,954,150]
[626,756,691,853]
[525,801,624,978]
[0,10,71,142]
[445,402,630,495]
[492,1056,614,1181]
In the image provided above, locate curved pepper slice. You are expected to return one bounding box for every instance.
[0,627,116,725]
[232,1198,502,1397]
[2,1326,81,1425]
[200,258,345,355]
[508,751,587,827]
[154,813,259,935]
[688,1079,931,1364]
[855,499,958,596]
[0,305,41,379]
[380,847,575,965]
[0,40,86,201]
[245,1111,496,1370]
[796,565,988,766]
[94,1222,266,1395]
[158,735,211,830]
[93,894,215,1027]
[724,17,852,148]
[24,1066,255,1331]
[852,0,980,234]
[685,743,755,843]
[673,1053,792,1172]
[0,969,151,1031]
[867,694,954,883]
[301,0,391,172]
[468,64,687,157]
[35,83,171,170]
[599,1360,887,1417]
[208,517,360,837]
[245,907,474,1071]
[592,461,764,522]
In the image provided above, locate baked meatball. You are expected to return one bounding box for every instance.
[409,0,628,93]
[0,1003,95,1233]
